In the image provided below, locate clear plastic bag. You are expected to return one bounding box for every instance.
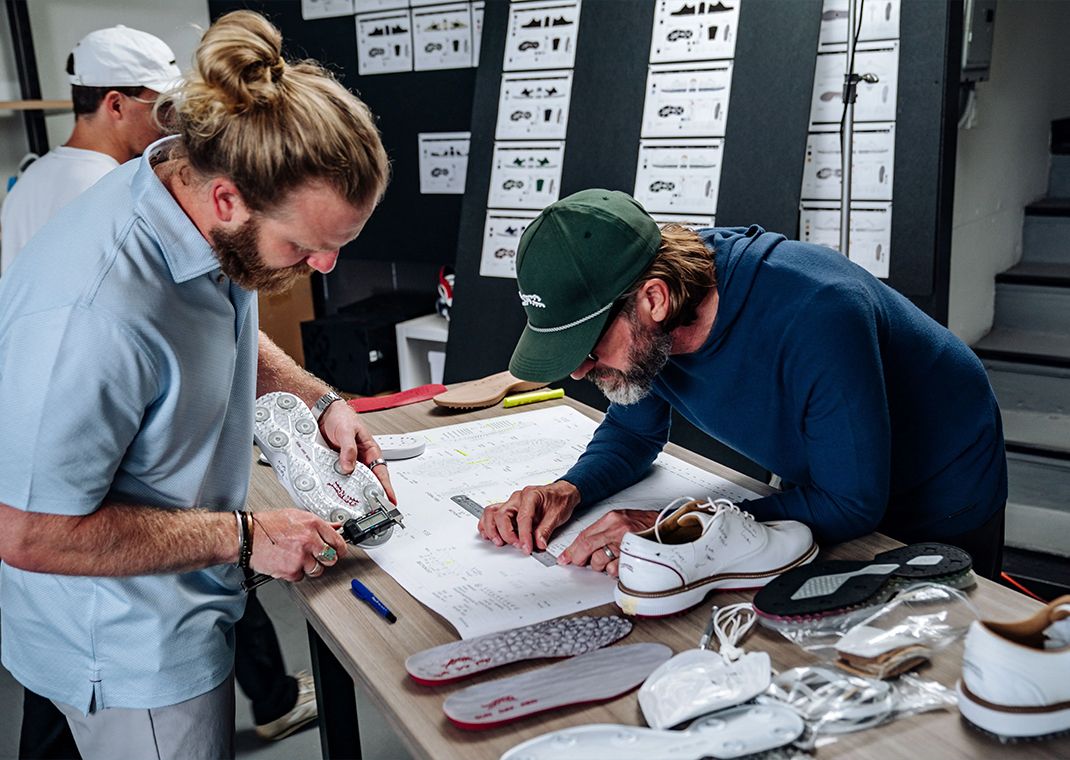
[761,665,958,737]
[759,583,979,678]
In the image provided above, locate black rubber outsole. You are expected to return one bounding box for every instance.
[753,543,973,621]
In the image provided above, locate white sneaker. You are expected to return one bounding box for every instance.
[958,595,1070,741]
[615,498,818,617]
[255,670,318,741]
[254,391,396,544]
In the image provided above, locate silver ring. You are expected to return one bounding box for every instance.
[307,561,324,577]
[317,544,338,563]
[369,457,388,469]
[602,545,616,560]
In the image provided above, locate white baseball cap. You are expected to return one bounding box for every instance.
[68,25,183,93]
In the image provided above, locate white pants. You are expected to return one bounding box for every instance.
[53,673,235,760]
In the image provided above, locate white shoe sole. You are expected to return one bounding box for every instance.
[254,392,393,543]
[957,681,1070,740]
[501,703,805,760]
[615,542,818,617]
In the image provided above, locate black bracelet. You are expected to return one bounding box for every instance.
[237,510,254,569]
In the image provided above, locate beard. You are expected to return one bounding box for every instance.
[211,216,312,295]
[586,310,673,405]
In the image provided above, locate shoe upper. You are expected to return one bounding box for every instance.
[961,595,1070,708]
[618,499,814,593]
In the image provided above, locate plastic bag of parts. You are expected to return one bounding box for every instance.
[761,583,979,679]
[761,665,958,738]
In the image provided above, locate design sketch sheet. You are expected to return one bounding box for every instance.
[504,1,581,72]
[356,9,413,75]
[418,132,470,194]
[480,210,538,279]
[362,407,762,638]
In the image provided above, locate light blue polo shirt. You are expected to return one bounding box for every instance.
[0,136,258,713]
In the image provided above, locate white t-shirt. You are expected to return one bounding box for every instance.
[0,146,119,274]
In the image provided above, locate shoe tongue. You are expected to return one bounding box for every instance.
[678,509,718,530]
[1045,607,1070,648]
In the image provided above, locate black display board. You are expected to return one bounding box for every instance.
[207,0,477,266]
[443,0,959,478]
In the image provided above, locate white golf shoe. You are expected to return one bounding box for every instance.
[958,595,1070,741]
[615,498,818,617]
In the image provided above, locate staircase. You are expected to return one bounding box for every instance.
[973,119,1070,562]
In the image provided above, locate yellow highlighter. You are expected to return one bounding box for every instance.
[502,387,565,408]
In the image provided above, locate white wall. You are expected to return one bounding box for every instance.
[949,0,1070,343]
[0,0,209,208]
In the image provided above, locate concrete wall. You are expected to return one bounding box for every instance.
[0,0,209,213]
[949,0,1070,344]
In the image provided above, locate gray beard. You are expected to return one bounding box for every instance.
[588,317,673,405]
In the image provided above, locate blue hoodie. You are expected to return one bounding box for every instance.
[562,226,1007,544]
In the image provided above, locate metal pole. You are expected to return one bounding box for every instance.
[839,0,857,256]
[5,0,49,156]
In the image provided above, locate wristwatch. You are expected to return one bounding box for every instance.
[312,390,344,420]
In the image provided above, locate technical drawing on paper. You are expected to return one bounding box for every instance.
[412,2,472,71]
[479,210,539,279]
[418,132,470,195]
[800,201,892,279]
[641,62,733,138]
[496,70,574,141]
[356,10,413,76]
[471,2,485,66]
[487,141,564,210]
[301,0,354,21]
[801,124,895,201]
[809,42,899,125]
[634,138,722,215]
[361,406,762,638]
[354,0,406,12]
[818,0,900,45]
[650,0,740,64]
[651,212,715,229]
[504,0,582,72]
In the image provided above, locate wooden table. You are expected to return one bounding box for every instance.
[246,397,1069,759]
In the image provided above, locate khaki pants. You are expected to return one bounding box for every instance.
[53,672,235,760]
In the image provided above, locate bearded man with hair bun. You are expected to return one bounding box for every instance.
[0,11,391,758]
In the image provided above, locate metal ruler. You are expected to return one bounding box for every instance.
[451,494,557,567]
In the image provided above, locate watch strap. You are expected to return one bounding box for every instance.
[312,390,343,420]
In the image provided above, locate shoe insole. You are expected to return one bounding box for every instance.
[442,643,671,730]
[433,371,547,409]
[753,543,973,620]
[406,615,632,685]
[500,703,805,760]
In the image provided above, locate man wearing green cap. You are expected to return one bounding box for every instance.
[478,189,1008,580]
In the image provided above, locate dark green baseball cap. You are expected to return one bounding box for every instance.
[508,189,661,382]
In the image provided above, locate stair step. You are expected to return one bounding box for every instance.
[1005,451,1070,558]
[995,261,1070,288]
[987,356,1070,402]
[1025,198,1070,216]
[1050,156,1070,197]
[1023,213,1070,264]
[974,327,1070,368]
[1003,411,1070,457]
[992,282,1070,334]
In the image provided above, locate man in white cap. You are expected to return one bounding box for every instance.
[0,25,180,272]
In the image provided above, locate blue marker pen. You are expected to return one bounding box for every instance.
[351,579,397,624]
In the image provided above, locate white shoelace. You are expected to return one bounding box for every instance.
[698,602,758,661]
[652,496,755,544]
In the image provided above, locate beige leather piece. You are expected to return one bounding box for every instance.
[432,371,547,409]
